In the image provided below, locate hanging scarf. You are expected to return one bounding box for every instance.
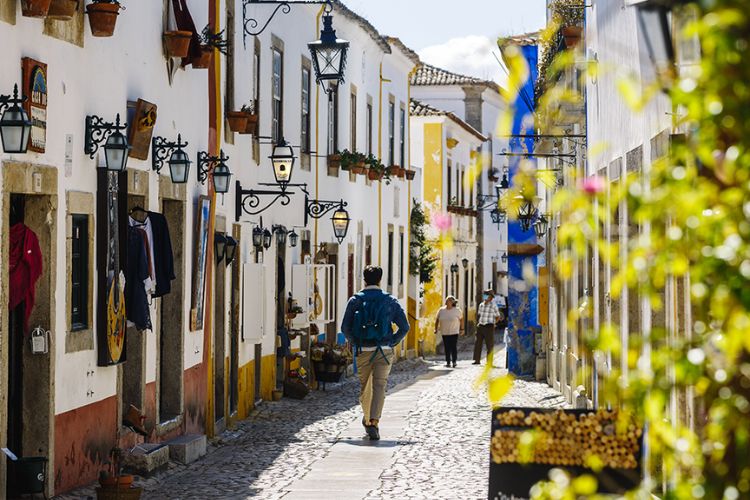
[9,223,43,333]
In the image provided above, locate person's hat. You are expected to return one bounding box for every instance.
[445,295,457,304]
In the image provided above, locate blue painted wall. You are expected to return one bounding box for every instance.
[506,43,540,377]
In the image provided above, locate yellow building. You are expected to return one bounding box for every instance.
[409,99,488,354]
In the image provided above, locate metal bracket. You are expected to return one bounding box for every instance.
[152,134,188,173]
[84,114,127,159]
[235,181,306,221]
[242,0,329,48]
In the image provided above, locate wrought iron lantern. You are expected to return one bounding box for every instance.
[252,225,264,250]
[225,236,238,266]
[490,208,507,225]
[270,137,295,187]
[215,232,227,263]
[534,214,550,239]
[263,228,273,250]
[85,113,130,171]
[152,134,191,184]
[288,230,299,248]
[450,263,459,274]
[197,150,231,188]
[331,205,350,244]
[308,1,349,92]
[501,252,508,264]
[0,84,32,154]
[273,225,288,246]
[515,194,537,232]
[212,162,232,194]
[462,258,469,269]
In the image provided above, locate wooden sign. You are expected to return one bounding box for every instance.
[22,57,48,153]
[127,98,158,160]
[489,408,642,499]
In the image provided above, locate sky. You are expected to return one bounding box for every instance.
[342,0,547,87]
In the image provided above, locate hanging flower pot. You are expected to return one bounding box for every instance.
[47,0,78,20]
[192,45,213,69]
[405,169,416,180]
[327,154,342,169]
[86,1,122,38]
[21,0,53,17]
[368,169,383,181]
[226,111,249,133]
[163,30,193,58]
[562,26,583,48]
[242,113,259,135]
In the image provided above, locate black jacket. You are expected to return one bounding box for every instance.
[147,211,176,298]
[125,227,152,331]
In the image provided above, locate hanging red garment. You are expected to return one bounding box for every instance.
[9,223,43,333]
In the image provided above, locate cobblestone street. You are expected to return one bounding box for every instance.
[57,345,566,500]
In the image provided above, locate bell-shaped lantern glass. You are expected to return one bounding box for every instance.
[275,228,288,246]
[104,130,130,171]
[331,206,350,243]
[534,215,550,239]
[225,236,238,266]
[263,229,273,249]
[289,230,299,248]
[252,226,264,249]
[168,148,191,184]
[0,103,31,154]
[271,139,295,185]
[212,162,232,194]
[308,14,349,86]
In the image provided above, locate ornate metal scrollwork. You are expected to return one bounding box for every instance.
[152,134,188,173]
[242,1,292,47]
[235,181,304,221]
[84,114,127,159]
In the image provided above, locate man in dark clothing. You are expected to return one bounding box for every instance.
[342,266,409,440]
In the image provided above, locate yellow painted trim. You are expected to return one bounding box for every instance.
[314,5,325,248]
[406,65,417,352]
[377,62,384,264]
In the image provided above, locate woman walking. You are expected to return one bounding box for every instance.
[435,295,463,368]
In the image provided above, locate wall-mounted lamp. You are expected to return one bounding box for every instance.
[152,134,190,184]
[0,84,32,154]
[272,224,288,246]
[331,205,350,244]
[501,253,508,264]
[461,258,469,269]
[450,263,459,274]
[288,230,299,248]
[215,232,227,263]
[270,137,295,188]
[225,235,238,266]
[534,214,550,239]
[197,150,232,194]
[308,1,349,93]
[85,113,130,171]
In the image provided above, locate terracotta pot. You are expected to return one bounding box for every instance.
[242,114,259,135]
[226,111,249,133]
[21,0,53,17]
[350,165,367,175]
[86,2,120,38]
[327,154,341,169]
[47,0,78,20]
[192,45,213,69]
[405,169,416,180]
[562,26,583,48]
[368,169,383,181]
[164,30,193,58]
[99,474,134,489]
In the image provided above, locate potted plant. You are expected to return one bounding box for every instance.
[193,24,229,69]
[86,0,123,38]
[550,0,585,48]
[192,45,213,69]
[366,154,389,182]
[97,447,141,499]
[405,169,416,180]
[328,153,342,169]
[47,0,79,20]
[227,104,255,133]
[21,0,53,18]
[164,30,193,58]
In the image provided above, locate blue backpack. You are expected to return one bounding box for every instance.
[350,292,392,357]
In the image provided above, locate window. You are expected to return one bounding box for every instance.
[301,66,311,153]
[398,229,404,286]
[328,87,339,154]
[399,105,405,167]
[460,167,465,206]
[271,47,283,143]
[366,99,373,155]
[388,100,395,165]
[71,214,88,330]
[447,159,453,204]
[350,91,357,151]
[387,228,394,289]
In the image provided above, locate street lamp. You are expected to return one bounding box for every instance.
[272,225,288,246]
[263,228,273,250]
[212,162,232,194]
[198,150,232,193]
[85,113,130,171]
[490,208,507,225]
[0,84,32,154]
[270,137,295,188]
[308,1,349,93]
[288,230,299,248]
[152,134,191,184]
[252,225,264,251]
[224,236,238,266]
[462,258,469,269]
[534,214,550,239]
[501,253,508,264]
[331,205,350,244]
[215,232,227,263]
[515,194,537,232]
[450,263,459,274]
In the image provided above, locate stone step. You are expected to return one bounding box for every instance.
[167,434,207,464]
[123,443,169,475]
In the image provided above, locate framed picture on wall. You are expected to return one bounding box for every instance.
[190,196,211,331]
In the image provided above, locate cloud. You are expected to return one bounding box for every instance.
[418,35,508,89]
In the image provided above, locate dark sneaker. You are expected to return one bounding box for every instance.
[445,362,451,368]
[366,425,380,441]
[453,362,457,368]
[472,361,480,365]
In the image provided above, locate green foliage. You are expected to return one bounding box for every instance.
[336,149,367,170]
[409,200,438,293]
[498,2,750,498]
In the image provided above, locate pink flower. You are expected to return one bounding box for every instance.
[432,212,453,231]
[580,176,605,195]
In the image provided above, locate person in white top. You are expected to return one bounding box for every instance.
[435,295,464,368]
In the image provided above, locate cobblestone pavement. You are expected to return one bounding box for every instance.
[56,344,566,500]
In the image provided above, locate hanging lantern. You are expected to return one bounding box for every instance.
[104,129,130,171]
[212,161,232,194]
[289,230,299,248]
[214,232,227,263]
[0,84,32,154]
[168,147,191,184]
[224,236,238,266]
[252,226,264,250]
[331,205,350,243]
[308,2,349,92]
[534,214,550,239]
[263,228,273,249]
[270,137,295,187]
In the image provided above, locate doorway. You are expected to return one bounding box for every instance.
[275,242,287,389]
[228,225,241,417]
[5,188,56,498]
[213,246,227,432]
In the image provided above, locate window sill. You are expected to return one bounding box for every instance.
[65,328,94,353]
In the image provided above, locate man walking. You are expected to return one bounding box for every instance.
[473,289,501,366]
[342,266,409,440]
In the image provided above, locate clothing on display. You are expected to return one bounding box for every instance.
[9,223,43,332]
[125,226,152,331]
[147,211,175,298]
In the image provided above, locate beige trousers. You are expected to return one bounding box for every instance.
[357,349,394,422]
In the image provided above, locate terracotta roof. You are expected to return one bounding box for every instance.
[386,37,421,66]
[410,99,487,142]
[411,63,501,94]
